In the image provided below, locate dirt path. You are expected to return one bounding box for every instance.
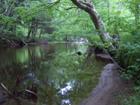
[80,63,131,105]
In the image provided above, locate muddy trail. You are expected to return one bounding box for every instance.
[80,63,132,105]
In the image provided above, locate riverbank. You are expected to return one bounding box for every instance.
[0,36,49,48]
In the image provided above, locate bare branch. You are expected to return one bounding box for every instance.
[65,6,78,10]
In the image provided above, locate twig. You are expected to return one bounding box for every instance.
[0,83,12,96]
[25,89,37,97]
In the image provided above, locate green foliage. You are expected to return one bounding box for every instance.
[0,0,139,43]
[122,85,140,105]
[117,39,140,84]
[123,94,140,105]
[116,28,140,105]
[0,14,16,26]
[116,27,140,84]
[125,0,140,14]
[117,43,140,67]
[121,59,140,82]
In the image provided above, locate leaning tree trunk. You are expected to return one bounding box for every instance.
[71,0,115,49]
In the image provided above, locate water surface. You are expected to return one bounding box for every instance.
[0,43,104,105]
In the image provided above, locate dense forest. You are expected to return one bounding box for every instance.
[0,0,140,105]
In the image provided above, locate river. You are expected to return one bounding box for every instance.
[0,42,105,105]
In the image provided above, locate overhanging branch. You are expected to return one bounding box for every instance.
[71,0,88,11]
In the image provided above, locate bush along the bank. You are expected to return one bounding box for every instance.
[117,42,140,84]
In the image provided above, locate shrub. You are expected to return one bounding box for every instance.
[117,42,140,68]
[117,42,140,84]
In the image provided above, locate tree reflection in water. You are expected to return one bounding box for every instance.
[0,43,104,105]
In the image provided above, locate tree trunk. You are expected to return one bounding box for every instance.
[27,24,32,39]
[71,0,115,49]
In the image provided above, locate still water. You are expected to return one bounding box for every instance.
[0,43,104,105]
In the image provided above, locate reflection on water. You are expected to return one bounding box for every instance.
[0,43,104,105]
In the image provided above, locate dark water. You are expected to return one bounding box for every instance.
[0,43,104,105]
